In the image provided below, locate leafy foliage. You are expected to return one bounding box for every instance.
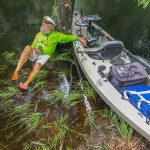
[51,52,74,64]
[134,0,150,8]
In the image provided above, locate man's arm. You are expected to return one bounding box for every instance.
[77,36,87,47]
[58,33,87,47]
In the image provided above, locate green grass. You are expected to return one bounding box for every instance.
[99,108,133,142]
[84,116,100,133]
[83,81,96,100]
[99,108,118,124]
[116,120,133,142]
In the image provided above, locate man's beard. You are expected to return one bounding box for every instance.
[40,27,51,34]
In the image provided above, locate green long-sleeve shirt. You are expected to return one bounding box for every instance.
[31,31,77,56]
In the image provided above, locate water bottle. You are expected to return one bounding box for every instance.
[38,45,43,54]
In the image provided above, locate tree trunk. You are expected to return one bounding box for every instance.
[55,0,75,34]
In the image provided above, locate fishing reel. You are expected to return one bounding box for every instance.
[87,34,97,47]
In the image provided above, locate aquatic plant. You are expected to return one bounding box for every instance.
[0,79,10,87]
[32,81,46,93]
[30,69,48,93]
[18,112,42,141]
[34,69,49,82]
[0,86,18,99]
[8,112,42,141]
[6,103,31,127]
[0,99,13,113]
[4,102,42,141]
[2,51,17,66]
[0,64,8,74]
[49,115,70,149]
[63,92,82,108]
[47,90,65,103]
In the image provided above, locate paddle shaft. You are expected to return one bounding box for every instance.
[72,47,94,121]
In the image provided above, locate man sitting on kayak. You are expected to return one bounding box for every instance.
[11,16,87,90]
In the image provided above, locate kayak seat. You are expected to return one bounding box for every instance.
[86,40,124,60]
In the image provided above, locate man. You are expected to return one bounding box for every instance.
[11,16,87,90]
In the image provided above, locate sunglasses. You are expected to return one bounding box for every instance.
[42,20,52,24]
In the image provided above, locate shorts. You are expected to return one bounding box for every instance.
[29,50,50,66]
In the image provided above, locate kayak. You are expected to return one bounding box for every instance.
[72,12,150,141]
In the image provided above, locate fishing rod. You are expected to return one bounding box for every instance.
[71,47,94,121]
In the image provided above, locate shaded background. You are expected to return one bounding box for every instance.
[0,0,150,57]
[0,0,54,51]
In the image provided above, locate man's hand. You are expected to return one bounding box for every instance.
[77,36,88,47]
[34,48,42,54]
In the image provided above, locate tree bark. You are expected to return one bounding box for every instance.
[55,0,75,34]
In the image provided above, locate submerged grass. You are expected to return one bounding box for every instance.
[50,115,70,149]
[47,90,65,104]
[32,81,46,93]
[63,92,82,108]
[0,86,18,99]
[6,103,31,127]
[2,51,18,66]
[1,100,42,142]
[34,69,49,82]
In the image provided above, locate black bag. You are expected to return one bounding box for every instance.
[108,62,148,87]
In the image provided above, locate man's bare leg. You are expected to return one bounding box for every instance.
[11,45,33,80]
[19,63,42,89]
